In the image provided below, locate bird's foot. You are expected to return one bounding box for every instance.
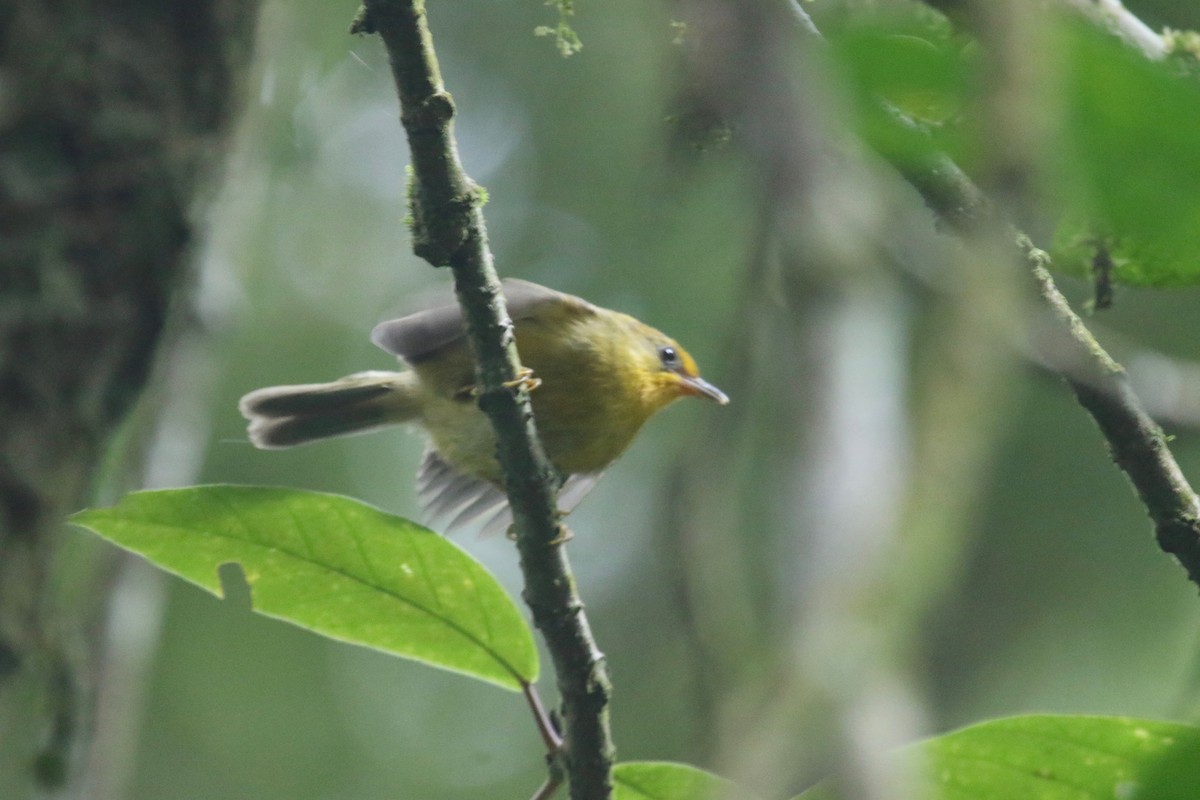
[458,368,541,401]
[548,523,573,545]
[504,520,574,546]
[503,367,542,393]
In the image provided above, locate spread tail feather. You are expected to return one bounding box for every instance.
[239,371,420,449]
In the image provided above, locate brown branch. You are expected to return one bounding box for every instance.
[1026,250,1200,586]
[894,116,1200,588]
[351,3,614,797]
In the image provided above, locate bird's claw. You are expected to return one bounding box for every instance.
[504,519,574,546]
[458,368,541,401]
[548,523,573,545]
[504,367,542,393]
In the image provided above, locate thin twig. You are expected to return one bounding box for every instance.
[523,680,564,754]
[918,0,1167,61]
[530,769,565,800]
[1058,0,1167,60]
[1025,247,1200,587]
[352,2,614,797]
[1023,316,1200,431]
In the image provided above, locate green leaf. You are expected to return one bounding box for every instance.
[829,18,974,170]
[793,714,1200,799]
[1052,24,1200,287]
[1050,215,1200,289]
[72,486,537,691]
[613,762,747,800]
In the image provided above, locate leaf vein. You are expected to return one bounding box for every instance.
[124,511,524,685]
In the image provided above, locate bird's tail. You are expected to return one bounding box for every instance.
[239,371,421,449]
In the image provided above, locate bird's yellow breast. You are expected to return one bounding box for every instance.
[410,302,687,485]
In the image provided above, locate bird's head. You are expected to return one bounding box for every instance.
[621,319,729,412]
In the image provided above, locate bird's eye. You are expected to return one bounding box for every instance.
[659,346,680,366]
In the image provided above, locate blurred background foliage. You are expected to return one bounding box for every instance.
[79,0,1200,798]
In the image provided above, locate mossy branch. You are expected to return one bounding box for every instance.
[351,2,614,797]
[792,1,1200,589]
[893,104,1200,588]
[1026,254,1200,586]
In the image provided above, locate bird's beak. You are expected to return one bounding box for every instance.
[680,375,730,405]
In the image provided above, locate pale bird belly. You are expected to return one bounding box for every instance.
[420,397,503,484]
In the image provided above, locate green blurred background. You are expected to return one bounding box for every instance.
[78,0,1200,798]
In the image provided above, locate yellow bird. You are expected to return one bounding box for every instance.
[239,280,728,532]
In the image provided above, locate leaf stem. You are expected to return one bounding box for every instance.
[530,771,564,800]
[523,680,564,754]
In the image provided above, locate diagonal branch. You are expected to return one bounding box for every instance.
[1025,250,1200,585]
[893,113,1200,589]
[793,1,1200,590]
[351,2,614,797]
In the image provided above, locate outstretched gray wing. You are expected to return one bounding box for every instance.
[370,279,594,363]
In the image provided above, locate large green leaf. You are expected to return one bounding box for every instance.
[613,762,745,800]
[1050,25,1200,288]
[794,714,1200,799]
[832,13,1200,288]
[72,486,537,690]
[829,17,975,172]
[1049,212,1200,289]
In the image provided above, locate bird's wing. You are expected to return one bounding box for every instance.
[371,279,596,363]
[416,448,602,537]
[557,471,604,515]
[476,472,602,539]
